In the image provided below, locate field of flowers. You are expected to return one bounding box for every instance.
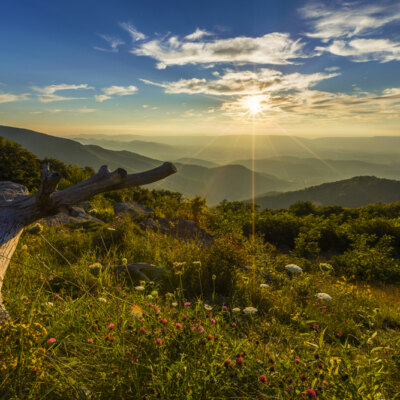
[1,205,400,400]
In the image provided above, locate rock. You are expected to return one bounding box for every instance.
[0,181,29,202]
[78,202,91,211]
[114,202,154,219]
[144,217,214,245]
[28,223,43,234]
[43,207,104,227]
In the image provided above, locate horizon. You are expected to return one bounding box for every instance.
[1,0,399,137]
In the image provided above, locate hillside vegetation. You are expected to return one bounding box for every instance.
[254,176,400,209]
[1,145,400,399]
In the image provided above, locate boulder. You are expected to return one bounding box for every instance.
[114,202,154,219]
[144,217,214,245]
[0,181,29,201]
[43,207,104,226]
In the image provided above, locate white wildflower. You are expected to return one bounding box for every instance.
[43,302,54,307]
[135,286,145,292]
[98,297,107,303]
[243,307,258,315]
[285,264,303,274]
[260,283,269,288]
[316,293,332,302]
[171,302,178,307]
[147,294,153,299]
[204,304,213,311]
[232,307,241,313]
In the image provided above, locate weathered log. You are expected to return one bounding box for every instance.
[0,162,177,323]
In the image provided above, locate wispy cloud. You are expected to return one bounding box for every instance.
[301,2,400,42]
[221,87,400,121]
[32,83,93,103]
[119,22,146,41]
[94,34,124,53]
[141,68,339,96]
[132,32,308,69]
[318,38,400,63]
[184,28,212,41]
[95,85,138,102]
[0,92,29,103]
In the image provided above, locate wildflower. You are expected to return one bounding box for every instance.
[43,302,54,307]
[108,324,115,330]
[212,274,216,280]
[232,322,237,327]
[207,334,214,341]
[121,258,128,265]
[147,295,153,299]
[336,331,343,338]
[259,375,268,384]
[139,327,146,334]
[198,326,204,333]
[210,318,216,324]
[224,359,231,368]
[204,304,213,311]
[313,323,320,331]
[243,307,258,315]
[285,264,303,274]
[135,286,145,292]
[235,357,244,367]
[175,323,182,329]
[316,293,332,302]
[47,338,56,344]
[323,380,328,385]
[116,286,122,291]
[295,357,301,364]
[87,338,93,344]
[21,296,28,301]
[222,306,228,311]
[156,338,162,345]
[232,307,241,313]
[260,283,269,288]
[182,315,187,321]
[98,297,107,303]
[184,302,191,306]
[160,318,168,325]
[306,389,317,398]
[171,302,178,307]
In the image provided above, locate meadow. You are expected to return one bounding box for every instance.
[1,185,400,399]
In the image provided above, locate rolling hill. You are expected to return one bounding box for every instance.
[253,176,400,209]
[0,125,290,204]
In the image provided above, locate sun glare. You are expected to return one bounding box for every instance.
[243,95,264,116]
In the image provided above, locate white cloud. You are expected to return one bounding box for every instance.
[319,38,400,63]
[94,94,111,103]
[185,28,212,41]
[132,32,308,68]
[324,66,340,72]
[102,85,138,96]
[94,34,124,53]
[95,85,138,102]
[32,83,93,103]
[301,2,400,41]
[141,68,339,96]
[120,22,146,41]
[0,93,29,103]
[220,87,400,121]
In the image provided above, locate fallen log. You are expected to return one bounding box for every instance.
[0,162,177,323]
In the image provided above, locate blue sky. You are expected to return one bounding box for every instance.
[0,0,399,136]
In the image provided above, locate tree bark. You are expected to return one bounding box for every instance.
[0,162,177,323]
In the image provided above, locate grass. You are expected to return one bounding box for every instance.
[1,216,400,399]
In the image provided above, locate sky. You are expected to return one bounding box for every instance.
[0,0,399,137]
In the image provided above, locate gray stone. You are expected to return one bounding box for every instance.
[0,181,29,202]
[114,202,154,219]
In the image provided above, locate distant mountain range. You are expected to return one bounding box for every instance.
[73,133,400,164]
[0,125,289,204]
[253,176,400,209]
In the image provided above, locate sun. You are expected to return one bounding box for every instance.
[242,95,264,116]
